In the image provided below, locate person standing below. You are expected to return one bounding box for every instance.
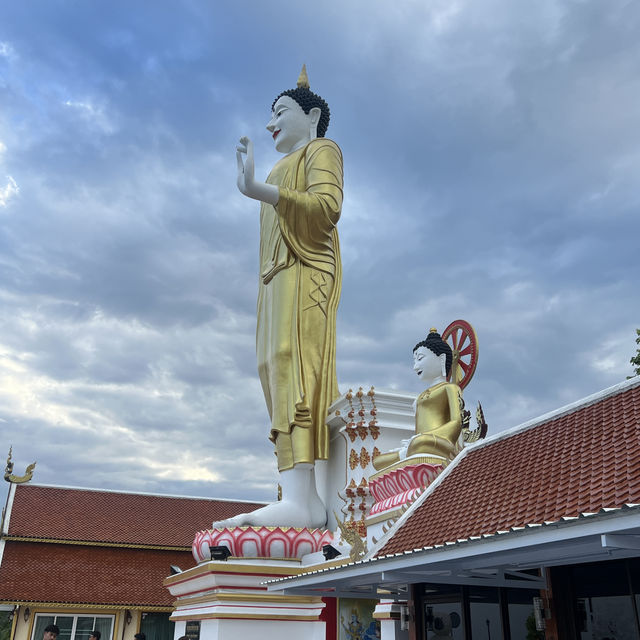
[43,625,59,640]
[214,65,343,529]
[88,631,101,640]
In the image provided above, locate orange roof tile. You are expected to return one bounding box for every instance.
[378,380,640,556]
[0,541,191,606]
[7,485,264,547]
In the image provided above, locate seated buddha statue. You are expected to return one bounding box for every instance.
[372,328,463,472]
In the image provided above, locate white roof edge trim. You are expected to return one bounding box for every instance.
[0,483,17,567]
[467,377,640,452]
[265,503,640,586]
[2,483,17,536]
[18,483,268,505]
[382,505,640,556]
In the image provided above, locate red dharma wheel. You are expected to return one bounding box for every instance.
[442,319,478,390]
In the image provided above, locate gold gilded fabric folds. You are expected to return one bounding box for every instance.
[411,382,463,460]
[258,138,343,470]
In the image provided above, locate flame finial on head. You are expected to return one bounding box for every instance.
[297,64,310,89]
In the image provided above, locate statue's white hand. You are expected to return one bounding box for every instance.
[235,136,279,206]
[236,136,255,195]
[390,438,412,459]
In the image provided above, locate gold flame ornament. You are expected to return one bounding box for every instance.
[334,511,367,562]
[297,64,310,89]
[4,447,36,484]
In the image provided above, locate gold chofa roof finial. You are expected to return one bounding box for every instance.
[4,446,36,484]
[430,327,438,333]
[297,64,310,89]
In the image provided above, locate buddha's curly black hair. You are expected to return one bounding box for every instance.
[272,87,331,138]
[413,330,453,377]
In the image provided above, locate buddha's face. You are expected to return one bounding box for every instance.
[267,96,314,154]
[413,346,445,382]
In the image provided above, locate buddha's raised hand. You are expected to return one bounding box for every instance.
[236,136,254,196]
[235,136,278,205]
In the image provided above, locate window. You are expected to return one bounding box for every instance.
[507,588,545,640]
[468,586,502,640]
[571,561,638,640]
[417,583,546,639]
[422,585,465,640]
[139,613,174,640]
[32,615,114,640]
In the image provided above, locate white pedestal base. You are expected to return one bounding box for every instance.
[192,618,325,640]
[165,559,326,640]
[375,600,410,640]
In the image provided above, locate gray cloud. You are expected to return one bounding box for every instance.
[0,0,638,507]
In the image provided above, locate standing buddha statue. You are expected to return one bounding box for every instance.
[213,66,342,529]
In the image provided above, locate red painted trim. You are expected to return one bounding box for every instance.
[320,597,337,640]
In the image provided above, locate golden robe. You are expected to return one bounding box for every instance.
[372,381,463,472]
[406,382,463,460]
[257,138,343,471]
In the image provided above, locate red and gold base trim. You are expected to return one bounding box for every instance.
[165,559,325,623]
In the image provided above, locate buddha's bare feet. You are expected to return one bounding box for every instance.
[212,497,326,529]
[212,465,327,529]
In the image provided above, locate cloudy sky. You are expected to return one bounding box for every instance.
[1,0,638,506]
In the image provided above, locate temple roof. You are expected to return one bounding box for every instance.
[0,484,265,606]
[0,541,190,607]
[5,484,265,547]
[376,377,640,557]
[264,378,640,598]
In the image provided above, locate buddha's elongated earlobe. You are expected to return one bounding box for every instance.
[309,107,321,139]
[440,353,447,378]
